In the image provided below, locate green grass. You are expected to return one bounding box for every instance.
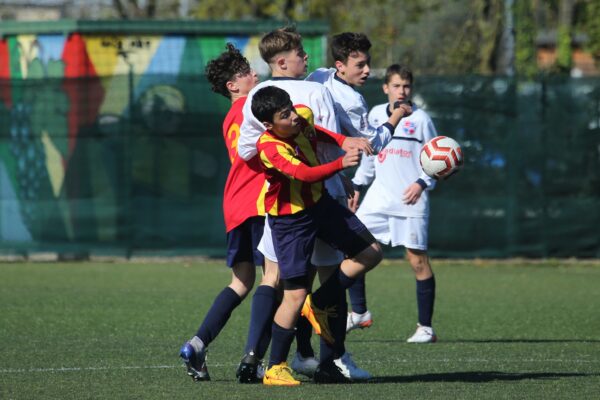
[1,259,599,399]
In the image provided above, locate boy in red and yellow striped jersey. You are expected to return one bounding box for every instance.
[251,85,383,386]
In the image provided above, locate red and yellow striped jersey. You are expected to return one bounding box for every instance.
[256,112,347,216]
[222,97,268,232]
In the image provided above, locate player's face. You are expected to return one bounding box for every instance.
[336,51,371,86]
[383,74,412,105]
[232,68,259,96]
[268,106,301,139]
[283,47,309,78]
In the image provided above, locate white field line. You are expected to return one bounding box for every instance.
[1,358,598,374]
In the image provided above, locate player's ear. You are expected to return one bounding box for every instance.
[382,83,389,94]
[334,60,345,74]
[263,121,274,130]
[275,55,287,70]
[225,80,237,93]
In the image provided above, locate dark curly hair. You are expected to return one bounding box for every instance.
[331,32,371,63]
[205,43,251,99]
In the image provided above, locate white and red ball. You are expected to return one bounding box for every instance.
[420,136,463,179]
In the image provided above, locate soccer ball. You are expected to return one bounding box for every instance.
[420,136,463,179]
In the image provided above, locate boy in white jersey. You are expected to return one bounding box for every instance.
[306,32,412,332]
[350,64,439,343]
[306,32,412,153]
[239,26,374,384]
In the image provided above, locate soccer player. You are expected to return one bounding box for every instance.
[350,64,439,343]
[250,86,382,385]
[306,32,412,332]
[178,44,280,384]
[238,26,372,381]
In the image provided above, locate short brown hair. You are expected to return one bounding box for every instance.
[384,64,413,84]
[259,26,303,64]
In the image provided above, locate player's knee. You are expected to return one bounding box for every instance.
[356,242,383,270]
[230,263,256,297]
[407,250,431,277]
[260,259,279,287]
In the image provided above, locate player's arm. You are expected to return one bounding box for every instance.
[314,125,373,155]
[259,142,358,183]
[417,117,438,191]
[404,117,438,204]
[349,152,376,212]
[238,93,265,161]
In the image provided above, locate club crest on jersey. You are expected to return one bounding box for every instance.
[403,120,416,134]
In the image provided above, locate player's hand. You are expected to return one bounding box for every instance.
[403,182,423,205]
[342,137,373,156]
[392,101,413,118]
[342,148,361,168]
[348,190,361,212]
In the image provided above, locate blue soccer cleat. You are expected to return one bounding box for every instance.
[179,341,210,381]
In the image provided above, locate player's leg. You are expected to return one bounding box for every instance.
[180,221,257,381]
[263,211,316,386]
[401,216,437,343]
[238,218,280,383]
[290,267,318,378]
[310,195,381,383]
[263,277,307,386]
[346,210,390,333]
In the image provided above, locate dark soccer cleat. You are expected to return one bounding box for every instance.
[179,341,210,381]
[236,352,264,384]
[313,360,352,384]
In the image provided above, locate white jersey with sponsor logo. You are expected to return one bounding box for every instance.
[306,68,392,153]
[238,77,345,197]
[352,103,438,218]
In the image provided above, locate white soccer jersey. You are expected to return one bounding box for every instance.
[353,103,438,218]
[238,77,345,197]
[306,68,392,153]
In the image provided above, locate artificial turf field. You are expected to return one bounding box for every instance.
[1,259,599,399]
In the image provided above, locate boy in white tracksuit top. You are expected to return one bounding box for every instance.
[350,64,441,343]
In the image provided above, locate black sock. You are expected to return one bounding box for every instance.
[244,285,277,355]
[312,267,356,308]
[196,287,242,345]
[348,275,367,314]
[416,276,436,327]
[295,315,315,358]
[268,322,296,368]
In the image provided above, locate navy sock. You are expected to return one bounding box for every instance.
[196,287,242,345]
[416,275,436,327]
[295,314,315,358]
[244,285,277,355]
[268,322,296,368]
[348,275,367,314]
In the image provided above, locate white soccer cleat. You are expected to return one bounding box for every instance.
[346,310,373,333]
[291,352,319,377]
[333,352,372,381]
[406,324,437,343]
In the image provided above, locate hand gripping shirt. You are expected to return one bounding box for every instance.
[238,78,346,198]
[306,68,393,153]
[256,124,346,216]
[222,97,268,232]
[352,103,438,218]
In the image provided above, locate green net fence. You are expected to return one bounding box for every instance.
[0,20,598,258]
[1,74,598,258]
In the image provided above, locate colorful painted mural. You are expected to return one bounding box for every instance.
[0,24,327,253]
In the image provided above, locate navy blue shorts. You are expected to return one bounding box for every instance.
[226,216,265,268]
[269,193,374,280]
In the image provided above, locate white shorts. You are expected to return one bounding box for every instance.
[356,209,428,250]
[257,201,345,267]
